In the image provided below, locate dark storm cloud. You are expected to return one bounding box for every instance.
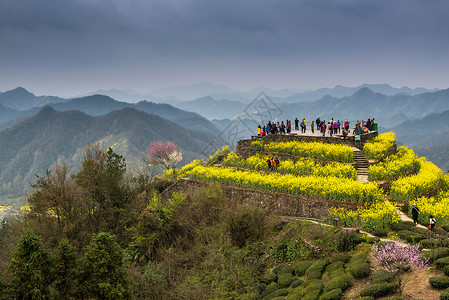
[0,0,448,95]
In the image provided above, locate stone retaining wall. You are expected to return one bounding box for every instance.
[162,178,362,219]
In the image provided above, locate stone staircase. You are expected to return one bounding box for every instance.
[352,147,369,183]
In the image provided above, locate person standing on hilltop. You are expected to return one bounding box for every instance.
[311,121,315,134]
[302,118,306,133]
[316,117,320,130]
[257,125,261,136]
[411,203,420,225]
[321,120,326,136]
[295,118,299,131]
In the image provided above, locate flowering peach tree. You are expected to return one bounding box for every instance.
[146,141,183,178]
[370,243,428,295]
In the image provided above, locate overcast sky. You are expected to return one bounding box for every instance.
[0,0,448,97]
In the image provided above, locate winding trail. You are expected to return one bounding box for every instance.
[396,209,428,230]
[280,215,415,248]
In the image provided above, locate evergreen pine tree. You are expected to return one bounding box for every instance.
[82,232,130,299]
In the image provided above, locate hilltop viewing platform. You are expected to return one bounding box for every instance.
[237,130,378,158]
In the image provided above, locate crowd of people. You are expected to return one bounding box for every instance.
[257,117,376,138]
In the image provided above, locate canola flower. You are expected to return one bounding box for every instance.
[363,132,396,160]
[328,200,400,231]
[181,165,382,203]
[368,146,417,181]
[390,157,443,202]
[222,153,357,180]
[413,191,449,225]
[251,140,354,163]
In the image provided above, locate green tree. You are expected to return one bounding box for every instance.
[74,145,129,236]
[8,229,54,299]
[53,239,78,299]
[27,162,87,244]
[82,232,130,299]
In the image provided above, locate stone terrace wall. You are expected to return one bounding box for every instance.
[162,178,362,219]
[236,131,378,159]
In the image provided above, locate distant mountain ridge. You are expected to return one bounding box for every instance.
[0,88,219,135]
[80,83,437,103]
[0,106,223,203]
[0,87,69,110]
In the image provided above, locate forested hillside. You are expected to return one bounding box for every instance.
[0,106,222,204]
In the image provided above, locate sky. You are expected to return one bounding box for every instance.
[0,0,448,97]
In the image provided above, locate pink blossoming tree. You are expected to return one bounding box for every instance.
[370,243,428,296]
[146,141,183,178]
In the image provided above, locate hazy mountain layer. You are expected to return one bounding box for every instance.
[0,107,223,203]
[0,89,219,136]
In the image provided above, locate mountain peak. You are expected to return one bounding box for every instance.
[353,87,375,96]
[5,87,35,97]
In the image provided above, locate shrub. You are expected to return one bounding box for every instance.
[325,274,352,292]
[305,259,328,278]
[350,254,368,263]
[262,272,277,283]
[367,237,380,244]
[273,264,295,275]
[290,279,303,288]
[429,276,449,289]
[435,257,449,270]
[359,297,375,300]
[287,286,304,299]
[278,273,295,288]
[350,262,370,279]
[370,269,395,284]
[374,228,389,237]
[335,230,365,252]
[442,225,449,232]
[424,248,449,263]
[326,261,345,274]
[224,205,267,248]
[390,221,415,231]
[440,287,449,300]
[444,266,449,277]
[397,230,424,244]
[421,239,442,249]
[302,279,324,293]
[261,282,278,297]
[328,270,346,279]
[360,282,398,298]
[257,283,267,293]
[332,254,351,264]
[262,288,289,299]
[308,270,323,279]
[301,289,321,300]
[289,279,323,299]
[320,288,343,300]
[294,261,313,276]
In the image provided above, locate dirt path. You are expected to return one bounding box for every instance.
[396,209,428,230]
[280,216,410,247]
